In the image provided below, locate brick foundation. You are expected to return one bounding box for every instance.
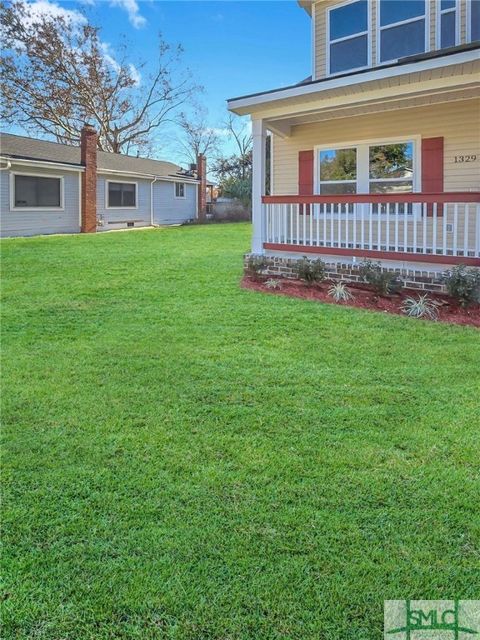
[244,254,455,293]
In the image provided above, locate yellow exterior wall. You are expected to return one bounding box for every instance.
[314,0,469,80]
[271,99,480,195]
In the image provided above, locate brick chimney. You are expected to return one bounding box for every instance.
[80,124,97,233]
[196,153,207,221]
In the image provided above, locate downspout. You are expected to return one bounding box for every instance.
[150,176,158,226]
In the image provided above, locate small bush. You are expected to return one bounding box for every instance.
[265,278,282,290]
[442,264,480,307]
[401,294,439,320]
[294,257,326,285]
[328,282,354,302]
[358,260,402,296]
[245,255,268,280]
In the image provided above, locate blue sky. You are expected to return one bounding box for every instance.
[14,0,312,165]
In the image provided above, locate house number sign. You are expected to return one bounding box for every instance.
[454,154,478,163]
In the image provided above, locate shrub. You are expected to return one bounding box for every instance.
[401,294,439,320]
[328,282,354,302]
[442,264,480,307]
[294,257,326,285]
[245,255,268,280]
[358,259,402,296]
[265,278,282,290]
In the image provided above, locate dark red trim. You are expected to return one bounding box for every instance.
[263,243,480,266]
[262,193,480,205]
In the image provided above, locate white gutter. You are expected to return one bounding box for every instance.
[228,48,480,113]
[0,156,84,172]
[0,160,11,171]
[98,168,200,183]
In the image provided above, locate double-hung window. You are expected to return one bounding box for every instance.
[327,0,369,75]
[13,174,62,209]
[174,182,185,198]
[437,0,458,49]
[467,0,480,42]
[378,0,427,63]
[107,181,136,208]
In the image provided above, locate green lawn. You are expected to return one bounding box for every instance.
[1,223,479,639]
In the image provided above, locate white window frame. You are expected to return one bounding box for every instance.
[313,136,421,215]
[174,182,186,199]
[326,0,371,77]
[376,0,430,65]
[106,180,138,210]
[436,0,460,49]
[10,171,64,211]
[466,0,479,42]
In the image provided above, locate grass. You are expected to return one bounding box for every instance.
[1,223,479,639]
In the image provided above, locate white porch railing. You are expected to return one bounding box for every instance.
[262,194,480,263]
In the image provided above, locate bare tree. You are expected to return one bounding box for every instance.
[176,105,220,164]
[0,1,199,154]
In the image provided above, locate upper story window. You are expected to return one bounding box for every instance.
[13,174,62,209]
[468,0,480,42]
[327,0,369,75]
[437,0,458,49]
[378,0,427,63]
[107,181,136,208]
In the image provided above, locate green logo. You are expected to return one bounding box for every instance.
[385,600,480,640]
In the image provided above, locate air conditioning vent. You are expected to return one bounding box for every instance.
[127,222,134,228]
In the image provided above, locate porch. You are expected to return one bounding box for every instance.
[262,194,480,267]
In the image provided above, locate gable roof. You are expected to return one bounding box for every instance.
[0,132,198,181]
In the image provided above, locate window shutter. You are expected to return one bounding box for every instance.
[422,137,444,215]
[298,150,314,215]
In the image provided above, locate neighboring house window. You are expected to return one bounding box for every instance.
[467,0,480,41]
[378,0,427,63]
[174,182,185,198]
[108,181,136,207]
[328,0,369,75]
[437,0,458,49]
[13,174,62,208]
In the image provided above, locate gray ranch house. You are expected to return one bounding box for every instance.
[0,125,208,237]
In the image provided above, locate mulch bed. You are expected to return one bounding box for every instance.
[242,276,480,327]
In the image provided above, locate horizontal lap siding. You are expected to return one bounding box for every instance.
[153,182,196,225]
[0,166,80,237]
[97,176,151,230]
[272,99,480,195]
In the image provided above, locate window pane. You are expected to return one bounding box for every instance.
[320,182,357,195]
[175,183,185,197]
[441,11,456,47]
[14,175,60,207]
[472,0,480,41]
[369,143,413,179]
[369,180,413,194]
[122,184,136,206]
[380,20,425,61]
[330,0,367,40]
[320,148,357,181]
[441,0,455,9]
[380,0,425,26]
[108,183,122,207]
[330,35,368,73]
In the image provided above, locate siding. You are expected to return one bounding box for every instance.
[272,99,480,194]
[153,181,197,225]
[0,165,81,237]
[314,0,469,80]
[97,175,152,230]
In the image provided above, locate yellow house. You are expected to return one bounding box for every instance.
[228,0,480,290]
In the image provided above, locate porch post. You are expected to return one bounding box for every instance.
[251,118,266,254]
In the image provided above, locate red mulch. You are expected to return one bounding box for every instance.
[242,277,480,327]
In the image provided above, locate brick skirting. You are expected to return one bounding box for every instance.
[244,254,457,293]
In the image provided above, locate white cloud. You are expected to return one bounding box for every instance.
[19,0,87,27]
[109,0,146,28]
